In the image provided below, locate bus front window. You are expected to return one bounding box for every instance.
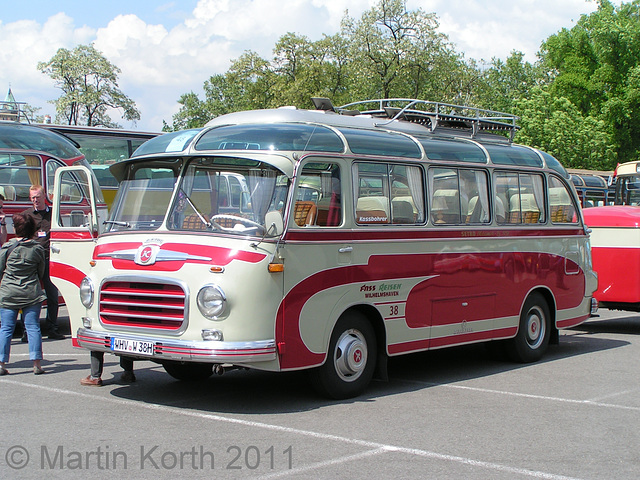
[169,159,289,237]
[106,164,178,231]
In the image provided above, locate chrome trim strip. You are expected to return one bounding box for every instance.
[77,328,277,364]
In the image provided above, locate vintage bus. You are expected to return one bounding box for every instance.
[49,98,597,398]
[37,124,159,207]
[583,160,640,311]
[568,171,612,208]
[0,122,108,236]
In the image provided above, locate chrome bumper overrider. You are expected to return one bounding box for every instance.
[77,328,277,363]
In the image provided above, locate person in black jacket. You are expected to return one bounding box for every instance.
[22,184,63,340]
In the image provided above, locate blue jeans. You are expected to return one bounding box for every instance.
[0,303,43,362]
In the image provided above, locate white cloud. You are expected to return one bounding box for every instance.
[0,0,611,130]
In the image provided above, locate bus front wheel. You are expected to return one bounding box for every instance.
[309,312,377,399]
[507,293,550,363]
[163,361,213,381]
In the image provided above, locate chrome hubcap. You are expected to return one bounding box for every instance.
[334,329,367,382]
[525,306,545,349]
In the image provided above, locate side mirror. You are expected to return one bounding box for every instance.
[264,210,284,237]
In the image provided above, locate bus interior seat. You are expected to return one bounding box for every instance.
[0,185,16,201]
[293,201,317,226]
[509,193,541,223]
[356,196,389,224]
[431,189,460,224]
[466,196,488,223]
[391,199,414,224]
[549,187,575,222]
[182,214,209,230]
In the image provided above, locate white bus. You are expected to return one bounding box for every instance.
[49,98,597,398]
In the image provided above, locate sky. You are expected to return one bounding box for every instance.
[0,0,608,132]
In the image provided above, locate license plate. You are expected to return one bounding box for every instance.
[110,337,155,356]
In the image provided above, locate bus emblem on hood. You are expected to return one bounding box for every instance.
[135,243,160,265]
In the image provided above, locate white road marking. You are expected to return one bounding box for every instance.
[0,378,587,480]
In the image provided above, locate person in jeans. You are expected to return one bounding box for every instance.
[0,212,47,375]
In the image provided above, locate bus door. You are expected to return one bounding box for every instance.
[277,160,349,368]
[49,165,102,344]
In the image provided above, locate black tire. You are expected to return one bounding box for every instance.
[309,312,377,399]
[506,293,551,363]
[163,361,213,381]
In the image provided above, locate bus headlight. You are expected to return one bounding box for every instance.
[197,284,226,319]
[79,277,94,308]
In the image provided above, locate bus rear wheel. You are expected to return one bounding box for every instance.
[507,293,550,363]
[163,361,213,381]
[309,312,377,399]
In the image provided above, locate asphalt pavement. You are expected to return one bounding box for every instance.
[0,307,638,479]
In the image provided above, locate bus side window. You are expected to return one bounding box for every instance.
[293,162,341,227]
[549,176,578,224]
[429,167,460,225]
[495,172,544,224]
[460,169,490,224]
[390,164,425,224]
[354,163,390,225]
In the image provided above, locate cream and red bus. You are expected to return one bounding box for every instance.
[583,160,640,311]
[49,98,597,398]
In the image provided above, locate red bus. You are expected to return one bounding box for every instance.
[0,122,108,237]
[583,160,640,311]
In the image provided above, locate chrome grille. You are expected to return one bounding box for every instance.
[99,280,186,330]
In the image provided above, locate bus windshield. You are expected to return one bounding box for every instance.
[105,157,289,236]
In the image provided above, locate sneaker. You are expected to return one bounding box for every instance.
[0,366,8,376]
[48,332,65,340]
[34,366,45,375]
[80,375,103,386]
[121,370,136,383]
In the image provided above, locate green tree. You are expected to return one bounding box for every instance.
[165,0,476,130]
[515,87,616,170]
[38,44,140,127]
[540,0,640,163]
[476,51,545,114]
[342,0,470,102]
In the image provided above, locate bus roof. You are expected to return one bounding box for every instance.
[0,122,83,160]
[125,99,569,179]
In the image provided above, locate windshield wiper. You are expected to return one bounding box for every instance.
[179,188,213,229]
[103,220,131,228]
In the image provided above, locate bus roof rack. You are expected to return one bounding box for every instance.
[322,98,519,142]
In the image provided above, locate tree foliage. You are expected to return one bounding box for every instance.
[165,0,640,171]
[540,0,640,165]
[38,44,140,127]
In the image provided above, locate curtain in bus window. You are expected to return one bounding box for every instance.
[530,174,545,223]
[247,168,277,221]
[406,166,425,222]
[25,155,41,186]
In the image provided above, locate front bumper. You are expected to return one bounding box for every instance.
[77,328,277,364]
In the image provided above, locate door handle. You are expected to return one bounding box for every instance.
[338,246,353,253]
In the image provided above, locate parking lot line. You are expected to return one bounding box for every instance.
[397,379,640,412]
[0,377,587,480]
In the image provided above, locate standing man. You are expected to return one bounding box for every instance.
[22,185,64,340]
